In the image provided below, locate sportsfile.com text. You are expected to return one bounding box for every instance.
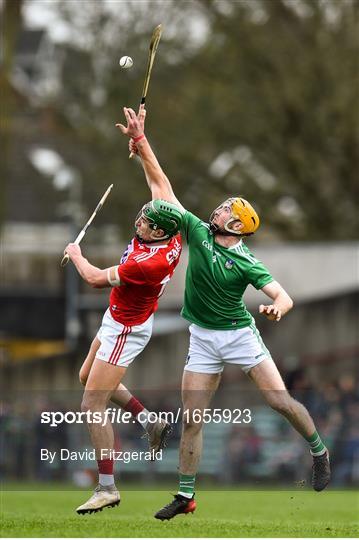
[40,408,252,427]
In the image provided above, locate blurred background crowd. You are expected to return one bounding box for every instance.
[1,0,358,488]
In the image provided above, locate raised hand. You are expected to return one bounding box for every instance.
[116,105,146,139]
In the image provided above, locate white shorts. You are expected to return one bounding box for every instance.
[96,309,153,368]
[184,321,271,375]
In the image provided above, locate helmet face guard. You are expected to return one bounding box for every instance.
[209,197,260,237]
[135,200,182,242]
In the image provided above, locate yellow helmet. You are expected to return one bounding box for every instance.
[209,197,260,236]
[230,197,260,235]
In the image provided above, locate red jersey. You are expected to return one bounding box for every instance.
[109,234,182,326]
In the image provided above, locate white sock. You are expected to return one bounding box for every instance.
[136,408,150,430]
[310,447,327,457]
[99,473,115,486]
[178,491,193,499]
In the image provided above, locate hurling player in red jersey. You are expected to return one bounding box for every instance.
[64,199,182,514]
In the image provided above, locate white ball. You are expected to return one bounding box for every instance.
[119,56,133,69]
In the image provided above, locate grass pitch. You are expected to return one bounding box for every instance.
[1,486,357,537]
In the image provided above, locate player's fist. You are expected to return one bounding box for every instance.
[259,304,282,322]
[64,243,82,259]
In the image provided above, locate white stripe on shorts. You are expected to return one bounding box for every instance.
[108,325,132,365]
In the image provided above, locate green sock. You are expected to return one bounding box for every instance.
[306,431,326,456]
[178,473,196,499]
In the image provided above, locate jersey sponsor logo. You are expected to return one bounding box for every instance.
[202,240,213,251]
[166,243,181,264]
[202,240,222,258]
[202,240,223,263]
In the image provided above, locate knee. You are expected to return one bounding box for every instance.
[81,393,102,414]
[81,396,91,414]
[182,410,203,434]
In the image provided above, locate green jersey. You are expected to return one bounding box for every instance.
[180,211,274,330]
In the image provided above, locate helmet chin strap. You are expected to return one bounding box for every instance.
[149,229,169,241]
[209,227,253,238]
[135,232,169,244]
[209,220,243,237]
[211,228,242,237]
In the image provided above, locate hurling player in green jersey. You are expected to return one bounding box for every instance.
[118,106,330,520]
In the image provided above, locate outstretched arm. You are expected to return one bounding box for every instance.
[259,281,294,322]
[64,244,120,289]
[116,107,184,210]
